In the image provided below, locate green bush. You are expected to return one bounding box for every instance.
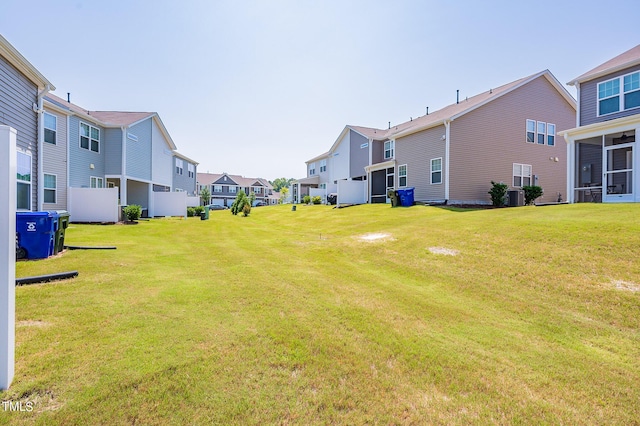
[488,181,508,207]
[194,206,204,216]
[312,196,322,205]
[302,195,311,204]
[187,207,196,217]
[123,204,142,222]
[523,185,544,205]
[231,191,251,216]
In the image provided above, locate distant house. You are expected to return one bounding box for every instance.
[299,70,576,205]
[172,152,198,196]
[197,173,275,207]
[0,34,54,211]
[562,44,640,203]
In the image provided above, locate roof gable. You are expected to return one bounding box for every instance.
[0,34,55,91]
[570,44,640,85]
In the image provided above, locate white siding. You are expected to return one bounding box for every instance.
[151,119,173,187]
[331,131,350,181]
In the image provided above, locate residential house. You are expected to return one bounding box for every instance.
[172,152,198,196]
[43,93,185,218]
[197,173,275,207]
[562,44,640,203]
[300,70,576,205]
[0,34,54,211]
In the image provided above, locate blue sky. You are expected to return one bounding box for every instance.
[2,0,638,180]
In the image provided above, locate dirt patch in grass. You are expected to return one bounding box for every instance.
[16,320,51,328]
[428,247,459,256]
[612,280,640,292]
[357,233,394,242]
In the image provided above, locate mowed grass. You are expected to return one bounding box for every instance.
[2,203,640,425]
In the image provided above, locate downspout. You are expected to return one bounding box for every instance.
[575,83,580,128]
[564,132,575,203]
[368,138,373,203]
[444,119,451,202]
[36,84,51,211]
[120,126,127,208]
[66,114,71,210]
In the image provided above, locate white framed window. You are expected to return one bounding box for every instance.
[431,158,442,184]
[320,159,327,173]
[17,151,32,210]
[513,163,532,187]
[598,71,640,116]
[44,112,57,145]
[229,186,237,193]
[90,176,104,188]
[309,162,316,175]
[187,163,195,178]
[175,158,184,175]
[213,185,222,193]
[537,121,546,145]
[80,122,100,152]
[44,174,57,204]
[319,183,326,189]
[254,187,262,194]
[526,119,536,143]
[384,140,395,159]
[398,164,407,187]
[547,123,556,146]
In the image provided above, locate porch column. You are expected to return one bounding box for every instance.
[0,126,17,390]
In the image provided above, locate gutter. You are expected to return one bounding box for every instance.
[36,84,51,212]
[444,119,451,202]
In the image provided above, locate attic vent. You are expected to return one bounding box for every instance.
[224,176,227,181]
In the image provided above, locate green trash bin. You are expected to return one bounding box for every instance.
[53,210,70,254]
[387,190,399,207]
[200,206,210,220]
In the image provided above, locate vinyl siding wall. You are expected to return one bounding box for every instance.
[371,139,386,164]
[173,158,196,194]
[42,108,68,209]
[126,118,152,181]
[349,130,369,178]
[449,76,575,204]
[68,116,105,188]
[580,64,640,126]
[104,128,122,175]
[0,55,38,209]
[151,119,173,187]
[332,131,350,181]
[395,124,446,202]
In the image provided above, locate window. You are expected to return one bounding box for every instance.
[384,140,395,159]
[214,185,222,192]
[188,163,195,178]
[319,183,326,189]
[175,158,184,175]
[309,162,316,175]
[44,174,56,203]
[229,186,237,193]
[44,112,57,144]
[17,151,31,210]
[624,71,640,110]
[513,163,532,187]
[547,123,555,146]
[398,164,407,187]
[254,187,262,194]
[90,176,104,188]
[80,122,100,152]
[320,159,327,173]
[598,71,640,115]
[537,122,546,144]
[431,158,442,184]
[526,119,535,143]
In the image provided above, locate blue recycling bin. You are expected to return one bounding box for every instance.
[16,211,57,259]
[396,187,415,207]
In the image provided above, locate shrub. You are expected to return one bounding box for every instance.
[312,196,322,205]
[488,181,508,207]
[123,204,142,222]
[194,206,204,216]
[242,202,252,217]
[187,207,196,217]
[523,185,544,205]
[231,191,251,216]
[302,195,311,204]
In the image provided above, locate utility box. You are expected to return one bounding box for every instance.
[508,190,524,207]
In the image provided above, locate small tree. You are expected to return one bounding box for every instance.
[522,185,544,205]
[249,191,256,207]
[488,181,508,207]
[279,187,289,204]
[200,186,211,206]
[302,195,311,204]
[231,190,251,216]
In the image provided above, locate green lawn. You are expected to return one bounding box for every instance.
[2,203,639,425]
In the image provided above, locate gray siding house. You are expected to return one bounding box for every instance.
[562,44,640,203]
[173,152,198,195]
[0,34,54,211]
[197,173,275,207]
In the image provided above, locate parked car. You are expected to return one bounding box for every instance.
[253,201,266,207]
[207,204,227,210]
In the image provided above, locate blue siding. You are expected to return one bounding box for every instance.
[126,119,152,180]
[173,157,197,194]
[0,55,38,208]
[580,64,640,126]
[68,116,105,187]
[104,128,122,175]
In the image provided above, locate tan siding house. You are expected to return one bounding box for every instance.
[42,106,69,210]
